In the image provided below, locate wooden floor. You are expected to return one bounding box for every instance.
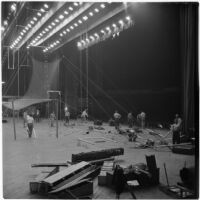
[2,118,195,199]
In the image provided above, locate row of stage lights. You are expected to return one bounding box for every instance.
[28,2,82,49]
[10,3,49,49]
[43,3,107,53]
[2,3,17,32]
[77,16,132,50]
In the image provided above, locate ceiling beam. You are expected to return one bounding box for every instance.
[34,3,94,47]
[52,3,126,52]
[16,2,66,50]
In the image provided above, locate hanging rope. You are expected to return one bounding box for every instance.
[62,55,128,114]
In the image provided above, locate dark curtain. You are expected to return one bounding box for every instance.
[180,3,198,135]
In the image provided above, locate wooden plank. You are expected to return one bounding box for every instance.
[43,161,89,185]
[31,163,69,168]
[49,168,96,193]
[78,138,95,145]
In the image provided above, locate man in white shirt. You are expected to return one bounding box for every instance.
[113,110,121,130]
[27,114,34,138]
[81,109,88,121]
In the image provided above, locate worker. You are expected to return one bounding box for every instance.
[23,110,28,128]
[50,111,56,127]
[81,109,88,121]
[26,114,34,138]
[171,114,182,144]
[113,110,121,130]
[127,111,134,128]
[137,111,146,129]
[64,106,70,126]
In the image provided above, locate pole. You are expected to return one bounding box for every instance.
[17,49,20,119]
[56,99,59,139]
[12,100,16,140]
[86,33,89,113]
[163,163,169,187]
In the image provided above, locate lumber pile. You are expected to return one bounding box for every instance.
[29,161,99,198]
[71,148,124,163]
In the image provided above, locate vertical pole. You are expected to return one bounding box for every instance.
[164,163,169,187]
[80,35,82,113]
[12,100,16,140]
[17,49,20,119]
[86,33,89,113]
[56,99,59,139]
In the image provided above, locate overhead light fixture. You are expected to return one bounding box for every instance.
[119,20,123,25]
[74,23,78,27]
[78,20,82,24]
[33,17,37,21]
[101,30,105,34]
[28,24,32,28]
[25,26,29,30]
[11,4,16,12]
[126,16,131,21]
[42,30,46,34]
[51,22,56,26]
[45,28,49,32]
[40,8,45,12]
[48,25,52,29]
[20,32,24,35]
[69,7,73,11]
[44,4,49,9]
[55,19,59,23]
[3,20,8,26]
[112,23,117,28]
[30,20,34,24]
[89,12,93,16]
[94,8,99,13]
[66,28,70,32]
[77,42,82,47]
[59,15,64,19]
[37,12,42,16]
[83,16,88,21]
[23,29,26,33]
[74,2,79,6]
[64,11,69,15]
[63,30,67,34]
[60,33,63,37]
[100,4,105,8]
[70,26,74,30]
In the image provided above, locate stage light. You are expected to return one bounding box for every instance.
[55,19,59,23]
[63,30,67,34]
[37,12,41,16]
[3,20,8,26]
[77,42,82,47]
[48,25,52,29]
[89,12,93,16]
[83,16,88,21]
[33,17,37,21]
[59,15,64,19]
[100,4,105,8]
[74,23,78,27]
[112,23,117,28]
[94,8,99,13]
[126,16,131,21]
[28,24,32,28]
[78,20,82,24]
[101,30,105,34]
[74,2,79,6]
[45,28,49,32]
[44,4,49,9]
[40,8,45,12]
[30,20,34,24]
[69,7,73,11]
[64,11,69,15]
[1,26,5,32]
[70,26,74,30]
[25,26,29,30]
[119,20,123,25]
[20,32,24,36]
[106,27,111,31]
[51,22,56,26]
[66,28,70,32]
[42,30,46,34]
[11,4,16,12]
[60,33,63,37]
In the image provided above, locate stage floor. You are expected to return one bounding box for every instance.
[2,118,195,199]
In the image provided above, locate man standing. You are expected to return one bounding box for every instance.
[27,114,34,138]
[127,111,134,128]
[81,109,88,121]
[171,114,182,144]
[113,110,121,130]
[50,111,56,127]
[23,110,28,127]
[35,109,40,122]
[64,108,70,126]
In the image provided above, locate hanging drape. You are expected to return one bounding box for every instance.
[180,3,198,135]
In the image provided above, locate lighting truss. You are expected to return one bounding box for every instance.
[77,15,133,50]
[10,3,50,49]
[43,3,107,52]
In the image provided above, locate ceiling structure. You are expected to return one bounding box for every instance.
[2,2,134,54]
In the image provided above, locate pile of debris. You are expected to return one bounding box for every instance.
[29,147,124,198]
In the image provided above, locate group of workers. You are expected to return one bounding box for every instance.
[113,110,146,130]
